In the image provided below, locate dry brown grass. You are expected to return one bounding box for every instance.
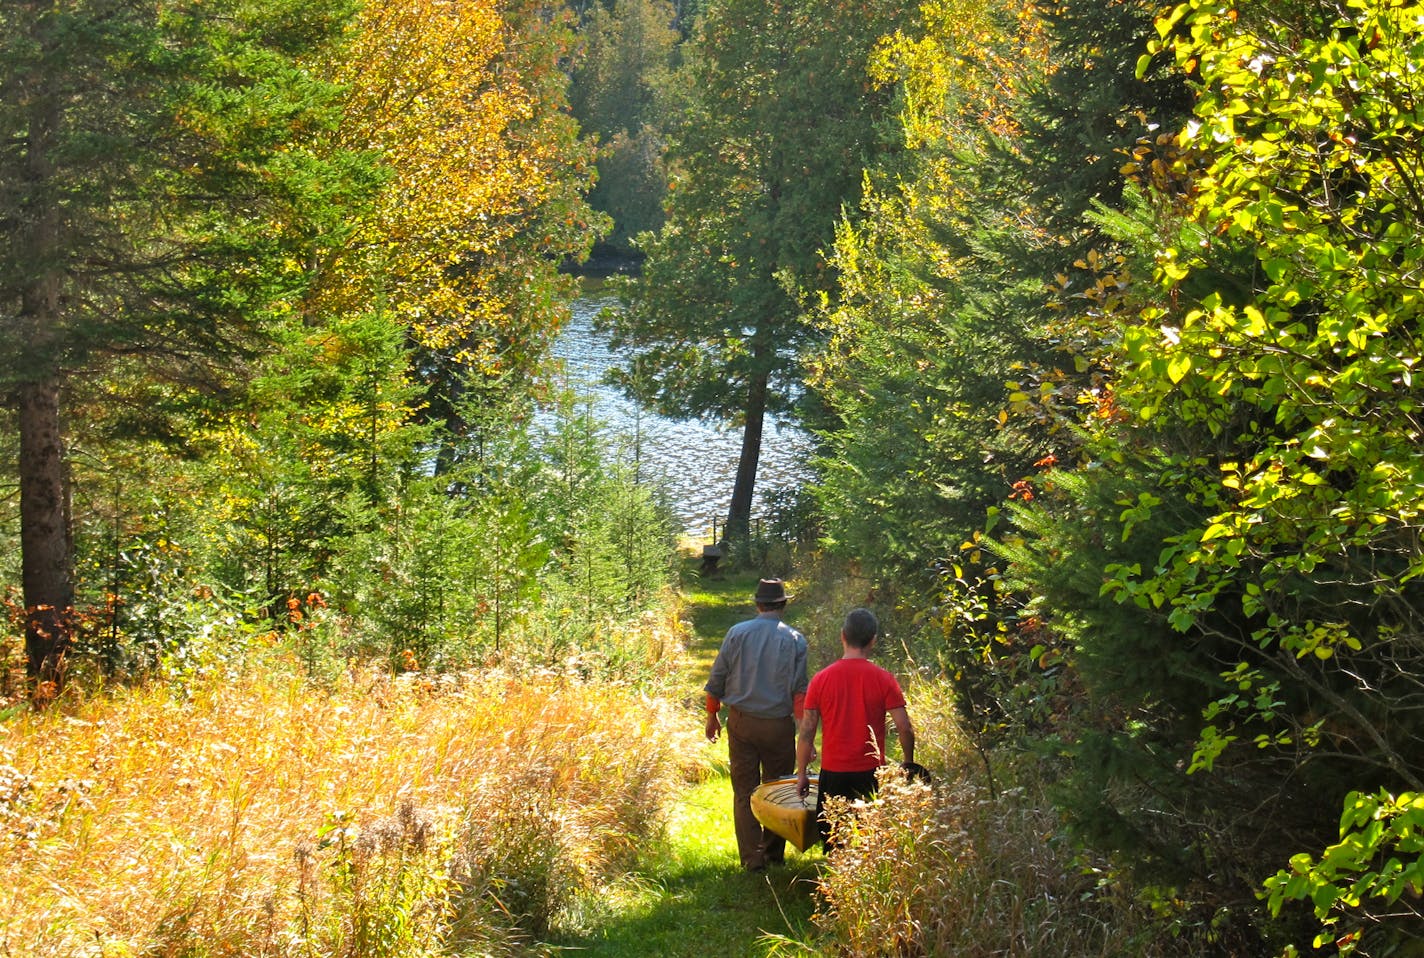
[813,681,1176,958]
[0,663,705,957]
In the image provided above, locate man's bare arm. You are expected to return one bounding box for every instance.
[796,709,820,796]
[889,706,915,764]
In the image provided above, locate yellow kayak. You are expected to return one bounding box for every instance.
[751,775,820,851]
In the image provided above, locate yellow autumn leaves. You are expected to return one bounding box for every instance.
[313,0,596,362]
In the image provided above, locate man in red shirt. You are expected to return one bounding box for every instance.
[795,607,916,847]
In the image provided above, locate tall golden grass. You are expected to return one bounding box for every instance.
[812,679,1181,958]
[0,662,704,956]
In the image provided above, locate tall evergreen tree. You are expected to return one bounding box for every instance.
[0,0,369,688]
[1017,0,1193,245]
[807,0,1053,595]
[605,0,905,548]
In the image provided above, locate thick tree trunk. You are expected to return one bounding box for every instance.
[724,367,767,550]
[18,379,74,688]
[15,30,73,691]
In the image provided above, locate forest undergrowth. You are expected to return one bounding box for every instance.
[0,558,1184,958]
[0,642,702,956]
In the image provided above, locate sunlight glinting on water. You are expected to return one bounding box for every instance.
[545,297,812,537]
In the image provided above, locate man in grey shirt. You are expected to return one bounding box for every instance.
[705,578,809,871]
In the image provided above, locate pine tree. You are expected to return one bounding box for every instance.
[605,0,906,549]
[0,0,369,688]
[805,0,1054,592]
[1017,0,1193,245]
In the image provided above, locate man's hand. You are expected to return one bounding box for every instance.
[795,709,820,799]
[705,713,721,743]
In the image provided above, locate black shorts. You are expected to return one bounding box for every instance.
[815,768,879,847]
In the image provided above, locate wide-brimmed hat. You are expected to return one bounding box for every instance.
[754,578,790,604]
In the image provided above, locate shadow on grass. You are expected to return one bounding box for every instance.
[554,859,823,958]
[550,775,827,957]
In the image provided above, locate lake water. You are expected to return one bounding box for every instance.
[547,297,812,536]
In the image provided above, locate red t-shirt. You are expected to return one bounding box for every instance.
[804,657,907,773]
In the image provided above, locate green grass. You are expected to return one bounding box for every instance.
[550,558,828,957]
[553,775,826,957]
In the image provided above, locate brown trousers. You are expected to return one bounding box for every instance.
[727,708,796,869]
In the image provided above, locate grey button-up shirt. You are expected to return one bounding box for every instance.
[705,612,809,720]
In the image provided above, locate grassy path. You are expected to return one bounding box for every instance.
[550,563,826,956]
